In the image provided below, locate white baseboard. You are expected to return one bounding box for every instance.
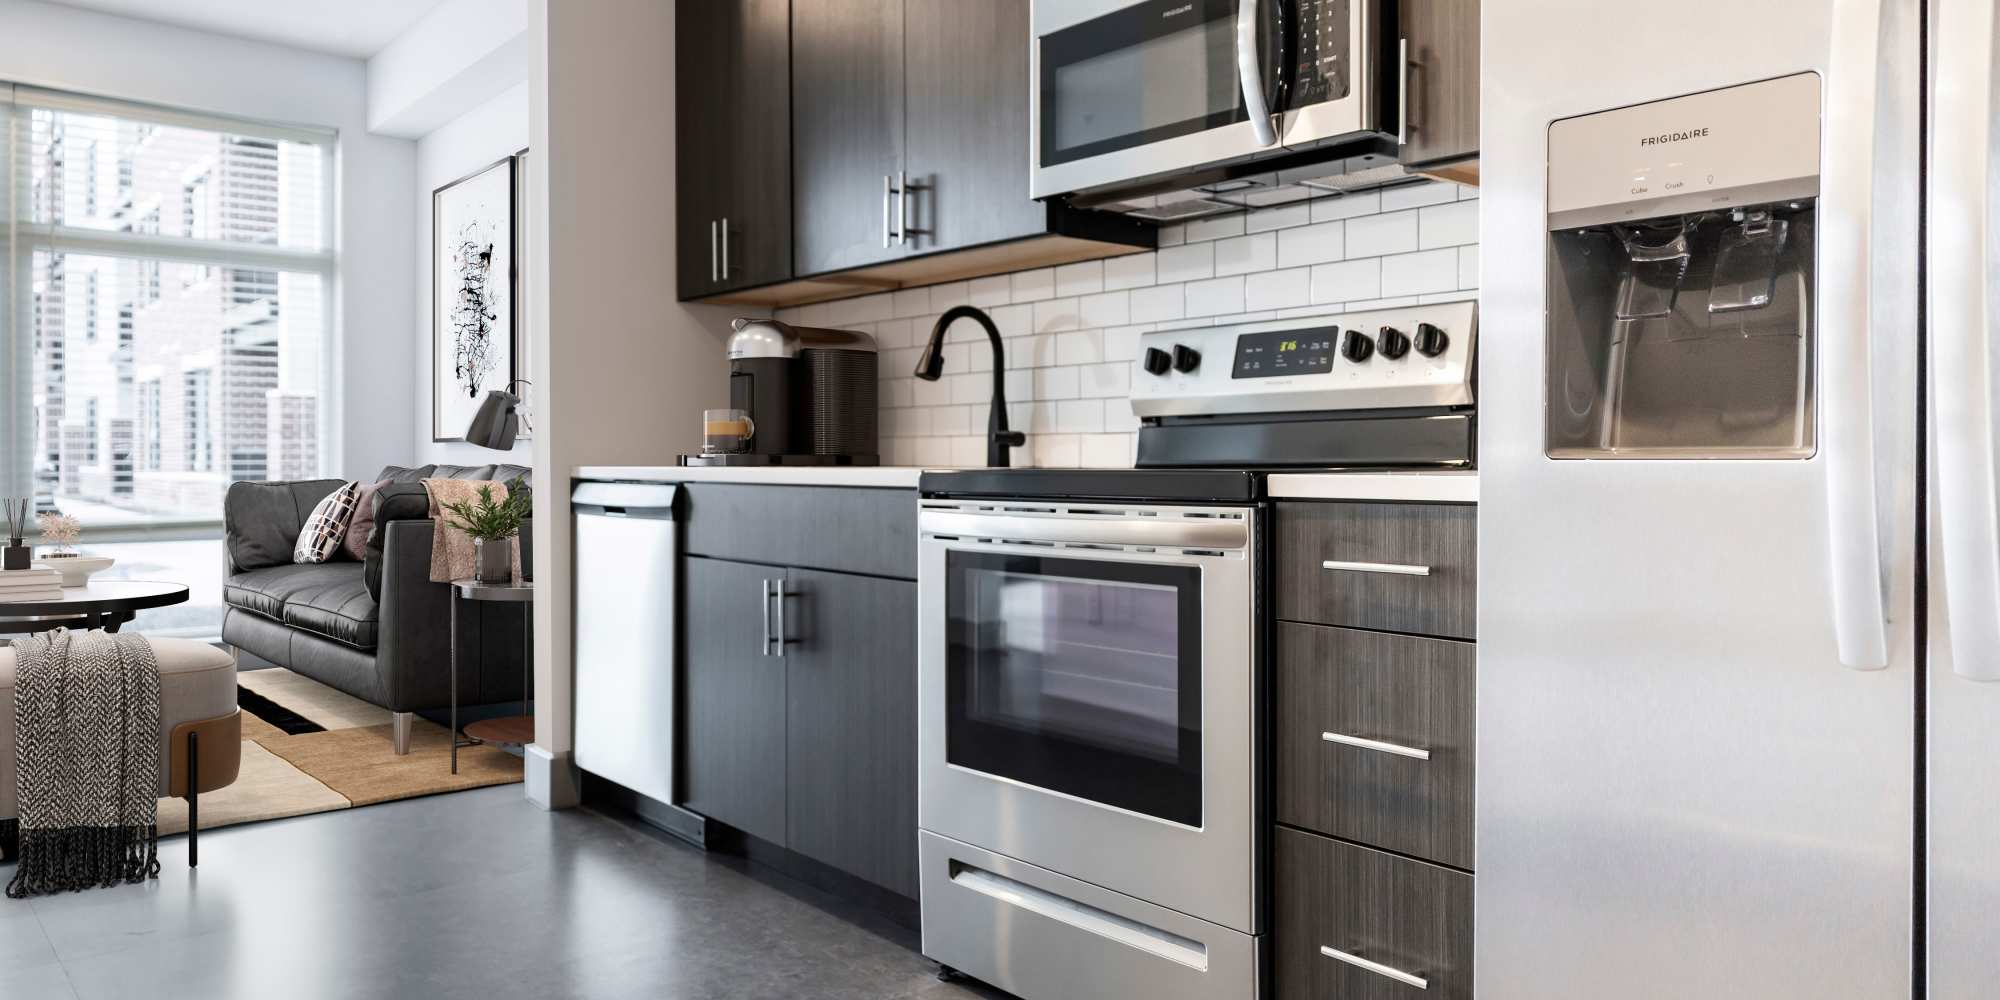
[524,743,581,810]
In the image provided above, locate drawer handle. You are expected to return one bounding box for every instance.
[1320,945,1429,990]
[1322,559,1432,576]
[1321,731,1432,761]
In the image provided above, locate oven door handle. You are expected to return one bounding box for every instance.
[920,511,1248,550]
[1236,0,1278,146]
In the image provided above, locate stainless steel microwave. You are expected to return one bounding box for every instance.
[1030,0,1391,203]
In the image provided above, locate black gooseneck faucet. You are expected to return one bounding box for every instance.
[914,305,1026,468]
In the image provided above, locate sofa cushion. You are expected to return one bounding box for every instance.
[280,571,379,649]
[226,562,376,646]
[376,464,437,484]
[225,478,345,571]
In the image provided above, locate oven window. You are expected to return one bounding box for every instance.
[1040,0,1247,167]
[946,550,1203,826]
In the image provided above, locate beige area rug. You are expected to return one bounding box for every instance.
[162,667,523,837]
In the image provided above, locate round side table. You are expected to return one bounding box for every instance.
[0,580,190,634]
[449,577,534,774]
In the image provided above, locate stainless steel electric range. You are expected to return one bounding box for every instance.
[915,301,1476,1000]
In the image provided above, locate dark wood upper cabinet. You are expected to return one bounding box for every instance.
[791,0,908,276]
[902,0,1047,255]
[1398,0,1480,170]
[676,0,792,295]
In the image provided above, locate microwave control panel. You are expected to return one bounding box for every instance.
[1129,301,1476,418]
[1289,0,1352,107]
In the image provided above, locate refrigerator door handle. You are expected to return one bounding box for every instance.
[1820,0,1892,671]
[1931,0,2000,681]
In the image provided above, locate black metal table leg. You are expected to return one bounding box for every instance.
[450,588,459,774]
[186,730,199,868]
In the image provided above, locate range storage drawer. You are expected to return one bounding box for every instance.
[1276,827,1472,1000]
[683,484,917,579]
[1275,502,1477,639]
[1276,622,1474,869]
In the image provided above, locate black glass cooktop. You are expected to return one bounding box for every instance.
[918,468,1264,503]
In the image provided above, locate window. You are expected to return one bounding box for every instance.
[1,84,335,638]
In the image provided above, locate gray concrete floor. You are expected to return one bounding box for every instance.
[1,786,1004,1000]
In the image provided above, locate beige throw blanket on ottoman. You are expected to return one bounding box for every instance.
[423,478,520,583]
[5,628,162,898]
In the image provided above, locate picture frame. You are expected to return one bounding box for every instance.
[432,156,517,442]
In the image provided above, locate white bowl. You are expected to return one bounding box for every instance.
[34,554,115,588]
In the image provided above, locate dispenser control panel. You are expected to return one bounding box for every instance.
[1547,73,1822,231]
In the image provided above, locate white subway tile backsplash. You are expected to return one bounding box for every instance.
[1382,181,1460,211]
[1310,258,1381,303]
[1130,283,1187,323]
[1156,242,1215,283]
[1055,260,1104,297]
[1104,252,1156,290]
[1185,213,1246,242]
[1276,221,1344,268]
[1419,199,1479,250]
[1080,290,1131,328]
[1346,210,1420,257]
[1055,330,1103,366]
[1185,275,1247,317]
[1246,267,1312,311]
[876,180,1479,468]
[1215,233,1278,276]
[1380,248,1461,297]
[1012,267,1056,302]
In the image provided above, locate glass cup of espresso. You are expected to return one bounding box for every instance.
[703,408,756,455]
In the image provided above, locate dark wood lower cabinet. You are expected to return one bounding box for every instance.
[1276,826,1473,1000]
[681,557,789,847]
[784,569,919,897]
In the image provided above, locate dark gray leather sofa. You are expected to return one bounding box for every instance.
[220,463,530,754]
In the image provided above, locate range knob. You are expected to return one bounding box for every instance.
[1414,323,1450,358]
[1143,346,1173,375]
[1377,325,1411,360]
[1172,344,1202,373]
[1341,328,1374,363]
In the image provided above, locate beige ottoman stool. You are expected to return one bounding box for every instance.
[0,635,241,866]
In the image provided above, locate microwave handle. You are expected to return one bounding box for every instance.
[1235,0,1277,146]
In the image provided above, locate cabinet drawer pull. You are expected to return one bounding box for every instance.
[1320,945,1429,990]
[1322,559,1431,576]
[1321,731,1431,761]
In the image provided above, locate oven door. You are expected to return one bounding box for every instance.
[1030,0,1286,199]
[917,500,1260,934]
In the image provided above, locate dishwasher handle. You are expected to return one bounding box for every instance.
[572,481,680,519]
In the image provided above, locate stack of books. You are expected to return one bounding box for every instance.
[0,567,63,603]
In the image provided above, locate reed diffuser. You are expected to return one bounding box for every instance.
[2,499,29,571]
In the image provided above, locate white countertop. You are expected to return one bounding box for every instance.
[572,465,930,488]
[1265,470,1478,503]
[574,465,1476,501]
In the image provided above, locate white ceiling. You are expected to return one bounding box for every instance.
[45,0,449,59]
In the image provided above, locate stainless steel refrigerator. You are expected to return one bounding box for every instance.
[1481,1,1997,996]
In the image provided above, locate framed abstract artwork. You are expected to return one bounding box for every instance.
[432,156,516,442]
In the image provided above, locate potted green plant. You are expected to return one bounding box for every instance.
[440,479,531,584]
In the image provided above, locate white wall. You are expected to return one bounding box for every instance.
[0,0,416,481]
[527,0,736,806]
[414,82,531,467]
[777,179,1480,468]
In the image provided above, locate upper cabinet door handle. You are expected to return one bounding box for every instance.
[1322,559,1431,577]
[709,220,719,282]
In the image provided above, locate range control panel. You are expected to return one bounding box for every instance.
[1128,302,1476,419]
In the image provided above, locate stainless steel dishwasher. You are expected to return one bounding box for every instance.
[571,480,701,839]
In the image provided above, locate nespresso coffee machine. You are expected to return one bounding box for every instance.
[681,318,880,466]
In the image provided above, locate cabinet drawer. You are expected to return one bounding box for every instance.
[684,484,917,579]
[1276,827,1472,1000]
[1275,502,1476,639]
[1276,623,1474,868]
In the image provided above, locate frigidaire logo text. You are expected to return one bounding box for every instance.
[1163,4,1194,16]
[1640,127,1710,147]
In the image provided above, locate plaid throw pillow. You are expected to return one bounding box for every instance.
[294,481,361,564]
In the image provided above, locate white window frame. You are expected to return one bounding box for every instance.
[1,83,337,540]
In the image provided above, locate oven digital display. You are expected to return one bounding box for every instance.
[1232,327,1337,378]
